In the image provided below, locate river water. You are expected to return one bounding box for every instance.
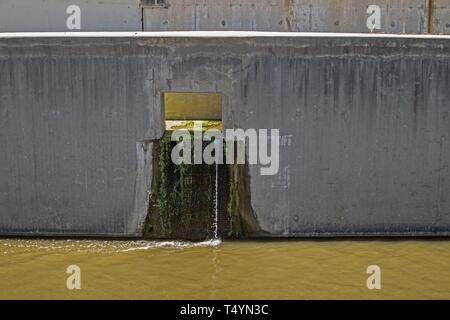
[0,239,449,299]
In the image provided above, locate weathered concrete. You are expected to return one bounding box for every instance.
[1,0,450,35]
[143,0,291,32]
[143,0,428,34]
[0,33,449,237]
[0,36,164,236]
[433,0,450,34]
[0,0,141,32]
[0,0,432,34]
[292,0,427,34]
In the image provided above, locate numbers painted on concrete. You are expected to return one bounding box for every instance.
[75,167,127,193]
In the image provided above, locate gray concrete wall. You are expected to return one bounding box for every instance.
[1,0,450,35]
[0,34,449,237]
[0,37,164,236]
[143,0,429,34]
[433,0,450,34]
[0,0,444,34]
[0,0,141,32]
[241,37,450,236]
[292,0,427,34]
[143,0,291,32]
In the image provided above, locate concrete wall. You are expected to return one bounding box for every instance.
[0,37,164,236]
[242,37,450,236]
[291,0,427,33]
[143,0,291,32]
[0,0,448,34]
[0,0,141,32]
[0,34,449,237]
[143,0,429,34]
[433,0,450,34]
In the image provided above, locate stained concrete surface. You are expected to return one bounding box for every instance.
[0,0,141,32]
[0,0,442,34]
[0,34,449,237]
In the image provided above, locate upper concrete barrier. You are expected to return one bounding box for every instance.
[433,0,450,34]
[143,0,429,34]
[0,0,141,32]
[0,0,449,35]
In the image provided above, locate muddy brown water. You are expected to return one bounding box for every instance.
[0,239,449,299]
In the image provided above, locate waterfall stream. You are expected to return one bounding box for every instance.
[213,162,219,239]
[212,139,221,240]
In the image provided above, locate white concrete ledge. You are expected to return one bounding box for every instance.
[1,31,450,39]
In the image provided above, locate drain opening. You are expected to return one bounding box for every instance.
[143,92,225,240]
[143,92,262,240]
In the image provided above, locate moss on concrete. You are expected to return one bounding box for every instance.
[143,133,264,240]
[144,132,217,240]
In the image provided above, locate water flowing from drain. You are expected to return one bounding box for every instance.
[213,162,219,239]
[212,139,221,240]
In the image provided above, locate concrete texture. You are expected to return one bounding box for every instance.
[292,0,427,33]
[143,0,291,32]
[143,0,428,34]
[0,33,449,237]
[0,36,164,236]
[0,0,141,32]
[1,0,450,35]
[433,0,450,34]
